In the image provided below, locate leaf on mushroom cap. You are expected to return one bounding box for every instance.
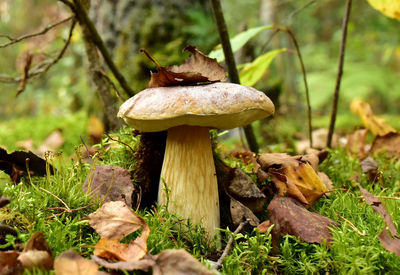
[142,46,226,88]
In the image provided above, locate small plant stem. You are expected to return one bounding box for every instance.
[105,133,136,155]
[39,187,71,212]
[337,213,367,236]
[209,0,259,153]
[215,219,249,269]
[284,27,313,148]
[63,0,134,98]
[327,0,352,148]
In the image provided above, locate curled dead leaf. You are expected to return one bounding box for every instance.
[54,250,103,275]
[142,46,226,88]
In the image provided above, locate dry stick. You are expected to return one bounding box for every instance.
[337,213,367,236]
[0,19,76,83]
[284,27,313,148]
[0,16,73,48]
[39,187,71,212]
[327,0,352,148]
[209,0,259,153]
[105,133,136,155]
[67,0,134,98]
[215,219,249,269]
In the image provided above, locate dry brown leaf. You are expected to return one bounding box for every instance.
[346,129,368,158]
[24,232,52,255]
[83,165,134,207]
[54,250,102,275]
[94,224,149,262]
[230,197,259,226]
[18,250,53,270]
[268,196,338,245]
[142,46,225,88]
[360,157,379,183]
[350,99,396,136]
[371,132,400,158]
[0,251,23,275]
[153,249,213,275]
[318,172,333,196]
[378,230,400,258]
[359,186,398,238]
[88,201,146,240]
[37,129,64,155]
[91,254,155,272]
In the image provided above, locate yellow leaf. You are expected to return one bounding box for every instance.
[367,0,400,21]
[350,99,396,136]
[285,163,327,206]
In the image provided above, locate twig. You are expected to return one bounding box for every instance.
[44,204,93,220]
[358,195,400,202]
[95,69,127,102]
[327,0,352,148]
[215,219,249,269]
[105,133,136,155]
[0,16,73,48]
[0,19,76,84]
[287,0,316,24]
[284,27,313,148]
[39,187,71,212]
[209,0,259,153]
[337,213,367,236]
[61,0,134,98]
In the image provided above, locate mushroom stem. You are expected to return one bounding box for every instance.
[158,125,220,239]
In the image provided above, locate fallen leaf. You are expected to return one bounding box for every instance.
[360,157,379,183]
[345,129,368,158]
[359,185,400,258]
[318,172,333,196]
[54,250,102,275]
[378,230,400,258]
[83,165,134,207]
[153,249,213,275]
[92,254,155,272]
[24,232,52,255]
[257,220,271,233]
[258,153,327,206]
[359,185,398,238]
[88,201,147,240]
[18,250,53,270]
[0,251,22,275]
[296,128,338,153]
[350,99,396,136]
[227,168,266,212]
[0,147,54,183]
[94,223,149,262]
[267,196,338,244]
[88,116,104,144]
[371,132,400,158]
[142,46,225,88]
[16,138,34,151]
[230,197,259,227]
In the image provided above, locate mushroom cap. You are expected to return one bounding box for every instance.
[118,82,275,132]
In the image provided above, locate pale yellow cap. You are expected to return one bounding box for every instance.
[118,82,275,132]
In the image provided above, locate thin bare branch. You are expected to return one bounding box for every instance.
[0,16,73,48]
[0,19,76,84]
[337,213,367,236]
[327,0,352,148]
[39,187,71,212]
[284,27,313,148]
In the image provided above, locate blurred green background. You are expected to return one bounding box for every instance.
[1,0,400,153]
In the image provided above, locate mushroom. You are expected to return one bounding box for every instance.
[118,82,274,238]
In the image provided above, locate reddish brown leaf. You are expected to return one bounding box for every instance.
[268,196,338,244]
[142,46,225,88]
[346,129,368,158]
[94,224,149,262]
[18,250,53,270]
[83,166,134,207]
[257,220,272,233]
[24,232,52,256]
[359,185,398,238]
[360,157,380,183]
[0,251,23,275]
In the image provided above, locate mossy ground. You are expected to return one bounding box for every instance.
[1,116,400,274]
